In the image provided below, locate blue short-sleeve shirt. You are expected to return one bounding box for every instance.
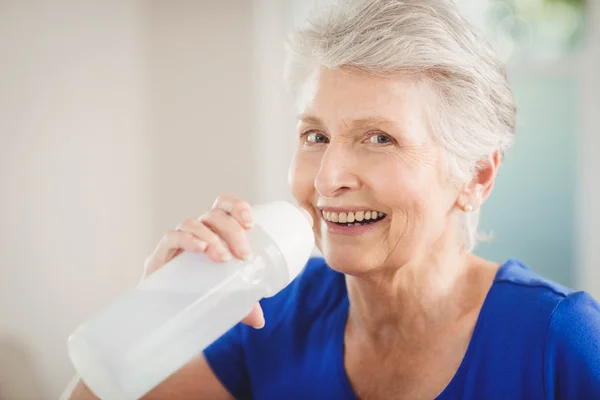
[204,257,600,399]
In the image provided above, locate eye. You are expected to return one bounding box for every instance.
[367,133,393,145]
[303,131,329,144]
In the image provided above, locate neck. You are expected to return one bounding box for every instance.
[345,237,495,344]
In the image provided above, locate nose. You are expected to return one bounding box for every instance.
[314,144,361,198]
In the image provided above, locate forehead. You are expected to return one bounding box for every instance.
[297,67,428,125]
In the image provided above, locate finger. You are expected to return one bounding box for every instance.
[212,194,254,229]
[201,209,253,261]
[202,243,232,263]
[241,303,265,329]
[146,230,208,272]
[177,218,231,261]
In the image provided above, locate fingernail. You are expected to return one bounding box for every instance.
[243,252,254,262]
[254,320,265,329]
[241,210,254,229]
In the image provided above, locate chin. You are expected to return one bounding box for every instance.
[319,246,381,277]
[318,241,415,278]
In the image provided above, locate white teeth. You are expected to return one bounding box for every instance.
[321,209,386,224]
[355,211,364,221]
[347,212,355,223]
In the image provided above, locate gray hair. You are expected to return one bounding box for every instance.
[284,0,517,251]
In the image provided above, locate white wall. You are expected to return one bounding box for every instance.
[252,0,297,205]
[0,1,256,398]
[0,2,148,398]
[146,0,256,232]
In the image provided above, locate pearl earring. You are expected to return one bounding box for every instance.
[464,204,474,212]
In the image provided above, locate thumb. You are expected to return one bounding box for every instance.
[241,303,265,329]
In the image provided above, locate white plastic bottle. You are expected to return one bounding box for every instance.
[67,201,314,400]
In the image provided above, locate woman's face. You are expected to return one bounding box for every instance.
[289,67,461,274]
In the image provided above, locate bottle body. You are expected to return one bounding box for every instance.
[68,225,289,400]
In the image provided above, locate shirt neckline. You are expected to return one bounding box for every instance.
[332,258,518,399]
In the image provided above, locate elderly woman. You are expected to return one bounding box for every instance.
[67,0,600,399]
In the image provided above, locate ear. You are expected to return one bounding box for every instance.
[456,151,501,212]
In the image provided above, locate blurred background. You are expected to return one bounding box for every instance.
[0,0,598,398]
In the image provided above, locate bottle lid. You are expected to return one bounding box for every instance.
[252,201,314,284]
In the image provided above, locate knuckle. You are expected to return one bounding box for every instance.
[232,198,250,213]
[178,217,198,230]
[213,193,243,214]
[220,192,238,201]
[213,194,231,207]
[184,217,198,226]
[198,210,214,222]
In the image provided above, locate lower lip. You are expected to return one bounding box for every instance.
[322,217,387,236]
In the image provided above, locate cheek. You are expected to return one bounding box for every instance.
[373,156,456,238]
[365,153,436,208]
[289,152,320,205]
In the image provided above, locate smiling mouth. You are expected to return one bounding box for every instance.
[321,210,387,227]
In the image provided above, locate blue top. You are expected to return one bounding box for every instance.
[204,257,600,399]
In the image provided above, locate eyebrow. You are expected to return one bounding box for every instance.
[297,114,399,130]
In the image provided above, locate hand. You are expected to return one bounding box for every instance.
[142,194,265,329]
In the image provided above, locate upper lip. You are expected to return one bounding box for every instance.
[317,206,386,213]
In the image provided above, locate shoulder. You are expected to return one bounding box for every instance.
[490,258,578,315]
[489,259,600,328]
[545,290,600,357]
[543,291,600,397]
[494,258,573,295]
[491,259,600,395]
[477,259,591,354]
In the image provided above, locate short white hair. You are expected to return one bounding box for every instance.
[284,0,517,251]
